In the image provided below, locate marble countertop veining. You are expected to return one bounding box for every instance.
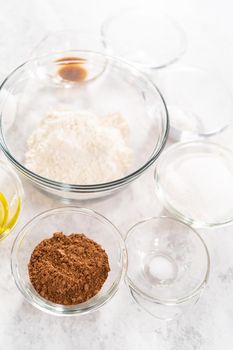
[0,0,233,349]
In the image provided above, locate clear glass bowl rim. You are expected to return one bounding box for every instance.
[11,206,127,316]
[0,49,169,193]
[31,29,105,57]
[125,216,210,305]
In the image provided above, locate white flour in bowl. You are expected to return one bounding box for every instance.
[25,110,132,184]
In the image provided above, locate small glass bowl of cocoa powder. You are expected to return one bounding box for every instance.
[11,207,127,315]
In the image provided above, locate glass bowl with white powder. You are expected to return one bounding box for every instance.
[154,141,233,228]
[0,50,169,200]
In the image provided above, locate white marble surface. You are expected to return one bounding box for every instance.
[0,0,233,349]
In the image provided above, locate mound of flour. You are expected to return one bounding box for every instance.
[25,110,132,185]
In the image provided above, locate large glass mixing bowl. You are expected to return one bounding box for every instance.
[0,50,169,200]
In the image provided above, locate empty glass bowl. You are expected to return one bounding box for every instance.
[0,160,24,241]
[156,66,233,140]
[0,50,169,200]
[11,207,127,315]
[125,217,210,320]
[101,8,187,69]
[154,141,233,227]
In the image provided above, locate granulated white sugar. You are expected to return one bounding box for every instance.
[25,110,132,184]
[163,153,233,223]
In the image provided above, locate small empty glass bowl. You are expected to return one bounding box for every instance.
[101,8,187,69]
[11,207,127,315]
[156,66,233,140]
[154,141,233,227]
[0,160,23,241]
[125,217,210,320]
[0,50,169,200]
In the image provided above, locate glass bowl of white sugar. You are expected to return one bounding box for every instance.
[0,50,169,200]
[154,141,233,227]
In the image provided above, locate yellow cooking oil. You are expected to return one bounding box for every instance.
[0,192,21,235]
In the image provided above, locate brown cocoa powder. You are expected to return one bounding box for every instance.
[28,232,110,305]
